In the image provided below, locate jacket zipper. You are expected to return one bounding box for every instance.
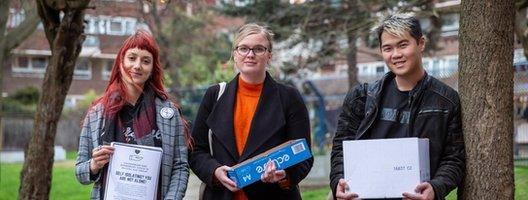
[407,92,415,137]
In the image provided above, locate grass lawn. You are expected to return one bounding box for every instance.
[1,155,527,200]
[301,167,528,200]
[0,161,92,200]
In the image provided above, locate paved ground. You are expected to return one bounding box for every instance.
[184,154,330,199]
[183,173,329,199]
[184,173,202,200]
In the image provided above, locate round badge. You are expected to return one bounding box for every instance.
[160,107,175,119]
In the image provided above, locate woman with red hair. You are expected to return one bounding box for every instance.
[75,30,190,200]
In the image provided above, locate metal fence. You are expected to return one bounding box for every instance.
[514,62,528,166]
[1,111,83,151]
[177,64,528,166]
[3,64,525,166]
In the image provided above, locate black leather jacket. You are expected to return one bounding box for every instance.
[330,72,465,200]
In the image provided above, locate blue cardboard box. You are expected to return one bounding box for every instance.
[227,139,312,188]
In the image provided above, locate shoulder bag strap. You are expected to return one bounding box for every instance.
[208,82,226,156]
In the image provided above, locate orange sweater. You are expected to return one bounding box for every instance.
[233,77,263,200]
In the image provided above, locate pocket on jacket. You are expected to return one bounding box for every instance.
[418,109,449,115]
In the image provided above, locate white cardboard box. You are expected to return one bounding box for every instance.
[343,137,430,199]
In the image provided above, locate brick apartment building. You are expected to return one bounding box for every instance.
[5,1,150,107]
[291,0,528,150]
[306,0,526,108]
[5,0,241,108]
[2,0,242,150]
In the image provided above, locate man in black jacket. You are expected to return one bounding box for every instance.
[330,13,465,200]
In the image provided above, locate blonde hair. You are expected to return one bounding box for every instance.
[372,12,423,46]
[232,23,274,52]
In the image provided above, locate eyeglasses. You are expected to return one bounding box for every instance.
[235,45,269,56]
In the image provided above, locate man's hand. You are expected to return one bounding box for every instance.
[402,182,435,200]
[335,179,360,200]
[214,165,240,192]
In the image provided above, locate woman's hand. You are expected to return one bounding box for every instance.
[261,160,287,183]
[214,165,240,192]
[89,145,114,175]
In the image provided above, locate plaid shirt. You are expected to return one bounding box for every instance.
[75,98,189,200]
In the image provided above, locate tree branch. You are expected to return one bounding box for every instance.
[37,0,60,48]
[0,1,9,40]
[515,7,528,60]
[4,2,40,52]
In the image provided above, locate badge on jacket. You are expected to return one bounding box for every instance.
[160,107,174,119]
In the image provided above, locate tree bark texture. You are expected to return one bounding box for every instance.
[0,0,8,151]
[345,0,361,89]
[18,0,88,199]
[347,32,359,89]
[459,0,515,199]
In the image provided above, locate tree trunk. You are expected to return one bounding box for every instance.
[424,4,442,53]
[345,0,360,89]
[18,0,88,199]
[0,0,7,150]
[347,32,359,89]
[459,0,515,199]
[0,0,39,150]
[143,0,181,97]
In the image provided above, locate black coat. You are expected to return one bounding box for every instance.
[330,72,465,200]
[189,73,313,200]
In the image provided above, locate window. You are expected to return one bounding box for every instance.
[441,13,459,35]
[8,8,25,28]
[12,56,48,75]
[102,59,114,80]
[16,57,29,69]
[85,17,97,34]
[514,49,526,63]
[329,0,341,8]
[234,0,252,6]
[376,66,385,75]
[83,35,100,47]
[422,59,430,70]
[362,66,369,75]
[108,19,124,35]
[85,15,137,36]
[419,18,431,31]
[32,57,47,70]
[124,20,137,35]
[97,18,106,34]
[431,60,441,76]
[74,58,92,79]
[447,58,458,73]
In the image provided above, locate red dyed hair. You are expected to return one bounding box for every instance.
[90,30,192,148]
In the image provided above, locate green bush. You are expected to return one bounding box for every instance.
[2,86,40,115]
[10,86,40,105]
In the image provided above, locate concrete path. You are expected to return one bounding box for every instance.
[184,173,202,200]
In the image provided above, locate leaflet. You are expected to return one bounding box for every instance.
[104,142,163,200]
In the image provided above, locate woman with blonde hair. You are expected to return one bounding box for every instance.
[189,23,313,200]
